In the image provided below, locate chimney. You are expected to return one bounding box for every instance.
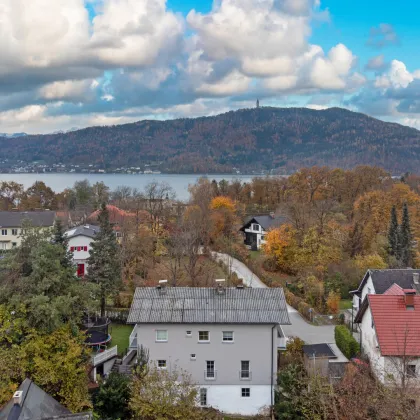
[215,279,226,295]
[156,279,168,295]
[403,289,416,310]
[13,391,23,406]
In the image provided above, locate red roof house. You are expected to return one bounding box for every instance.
[356,291,420,357]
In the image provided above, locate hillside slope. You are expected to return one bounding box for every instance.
[1,107,419,174]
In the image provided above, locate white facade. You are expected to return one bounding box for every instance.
[359,304,420,387]
[203,385,271,415]
[67,235,94,275]
[0,227,22,250]
[130,323,279,416]
[352,274,375,313]
[244,223,267,250]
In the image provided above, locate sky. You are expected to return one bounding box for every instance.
[2,0,420,134]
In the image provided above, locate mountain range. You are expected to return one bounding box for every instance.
[1,107,420,174]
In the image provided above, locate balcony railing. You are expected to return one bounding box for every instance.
[92,345,118,366]
[129,328,137,349]
[240,370,252,380]
[204,370,217,380]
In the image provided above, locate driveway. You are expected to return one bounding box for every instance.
[212,252,346,357]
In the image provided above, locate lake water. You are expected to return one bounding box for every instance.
[0,173,257,201]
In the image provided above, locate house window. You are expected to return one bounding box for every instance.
[157,360,167,369]
[200,388,207,407]
[222,331,234,342]
[261,235,266,241]
[1,229,7,236]
[407,364,416,377]
[186,331,192,337]
[199,331,209,342]
[156,330,168,342]
[252,224,260,231]
[241,361,250,379]
[0,242,7,250]
[12,242,17,248]
[190,354,196,360]
[11,229,18,236]
[241,388,250,397]
[206,361,215,379]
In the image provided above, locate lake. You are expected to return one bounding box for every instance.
[0,173,258,201]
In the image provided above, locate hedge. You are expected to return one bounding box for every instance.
[335,325,359,359]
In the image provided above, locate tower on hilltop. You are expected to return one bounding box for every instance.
[256,99,260,108]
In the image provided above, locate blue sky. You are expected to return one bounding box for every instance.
[1,0,420,133]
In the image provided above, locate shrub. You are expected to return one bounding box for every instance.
[335,325,359,359]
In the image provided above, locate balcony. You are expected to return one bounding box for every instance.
[204,370,217,380]
[129,328,137,349]
[240,370,252,380]
[92,345,118,366]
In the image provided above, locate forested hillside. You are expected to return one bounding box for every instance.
[1,107,420,174]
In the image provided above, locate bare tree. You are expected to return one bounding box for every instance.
[144,182,176,233]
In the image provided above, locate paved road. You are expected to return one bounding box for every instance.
[212,252,344,352]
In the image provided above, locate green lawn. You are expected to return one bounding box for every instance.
[249,251,261,260]
[339,299,353,310]
[109,323,132,355]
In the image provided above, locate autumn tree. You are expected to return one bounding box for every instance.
[21,181,57,210]
[0,181,24,210]
[143,181,175,233]
[209,196,237,240]
[129,365,201,420]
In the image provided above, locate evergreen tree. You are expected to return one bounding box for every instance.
[388,205,400,258]
[399,203,413,267]
[87,204,121,316]
[52,218,73,268]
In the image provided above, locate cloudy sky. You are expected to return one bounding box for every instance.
[1,0,420,134]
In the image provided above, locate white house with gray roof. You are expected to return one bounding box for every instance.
[0,211,55,250]
[127,285,290,416]
[239,214,288,250]
[64,224,100,277]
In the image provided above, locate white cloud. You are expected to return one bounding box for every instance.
[90,0,184,67]
[38,80,94,101]
[374,60,415,89]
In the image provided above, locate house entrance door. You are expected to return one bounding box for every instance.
[77,263,85,277]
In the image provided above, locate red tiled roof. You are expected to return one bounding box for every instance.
[88,205,135,224]
[383,283,405,295]
[369,295,420,356]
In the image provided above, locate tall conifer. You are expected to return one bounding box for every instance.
[87,204,121,316]
[399,203,413,267]
[388,205,399,258]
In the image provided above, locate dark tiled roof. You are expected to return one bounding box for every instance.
[303,343,337,359]
[0,379,70,420]
[64,224,100,239]
[127,287,290,325]
[352,269,420,296]
[0,211,55,228]
[240,215,288,232]
[368,295,420,356]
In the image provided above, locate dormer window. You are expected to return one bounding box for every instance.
[252,224,260,231]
